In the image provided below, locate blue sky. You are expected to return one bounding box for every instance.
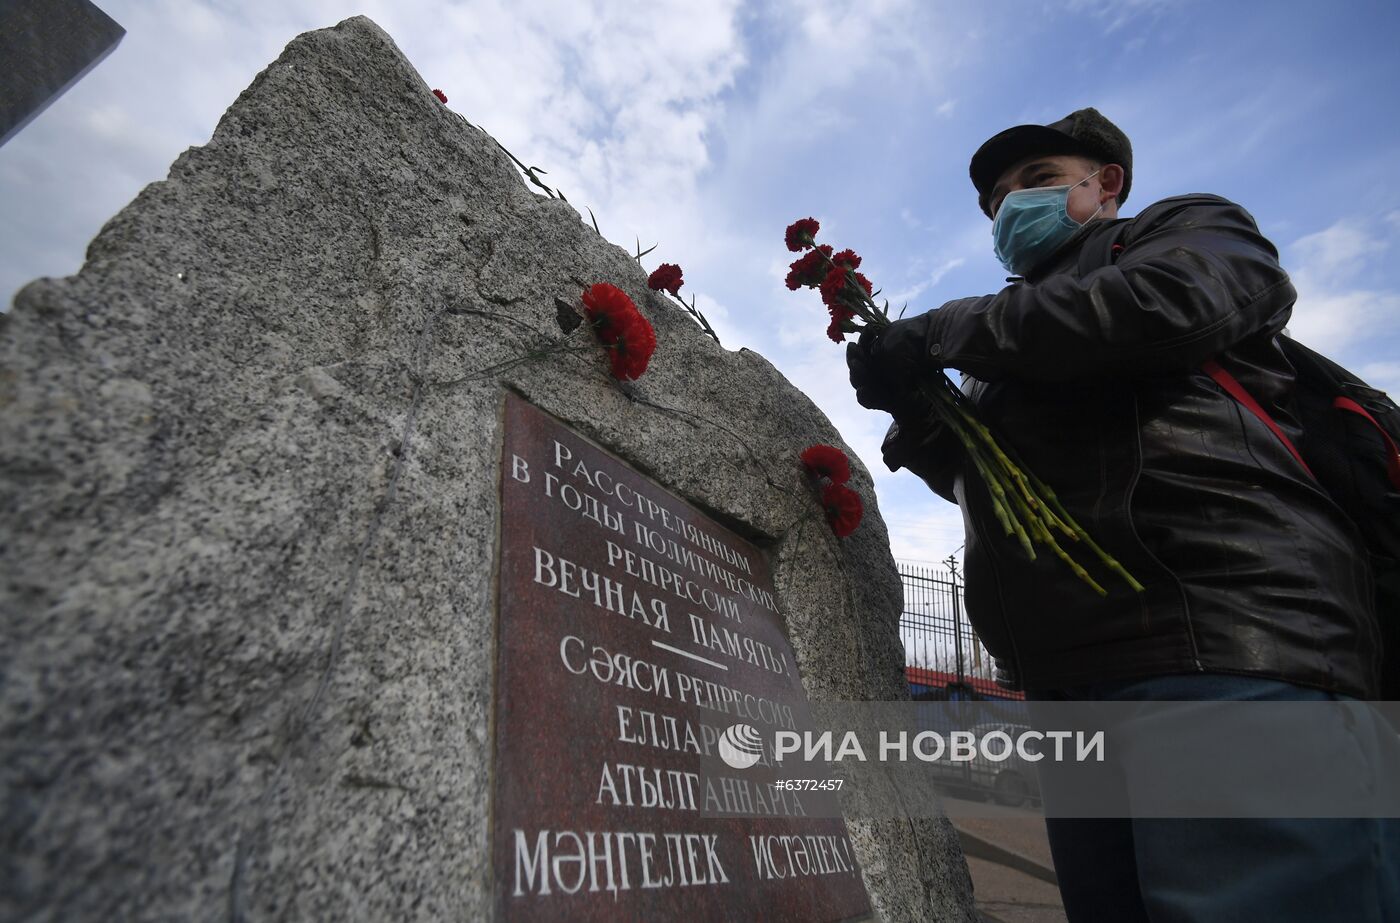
[4,0,1399,567]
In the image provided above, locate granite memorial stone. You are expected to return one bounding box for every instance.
[0,15,977,922]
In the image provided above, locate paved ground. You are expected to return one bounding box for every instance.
[967,855,1067,923]
[945,796,1068,923]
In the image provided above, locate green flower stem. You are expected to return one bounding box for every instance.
[941,381,1110,594]
[938,370,1142,591]
[926,384,1036,559]
[906,332,1141,595]
[947,396,1073,540]
[662,291,721,345]
[1014,454,1147,593]
[1040,528,1109,596]
[920,389,1025,549]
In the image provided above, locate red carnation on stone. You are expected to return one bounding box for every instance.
[582,282,639,341]
[785,217,820,252]
[581,283,656,380]
[647,263,684,296]
[821,483,864,538]
[432,89,448,104]
[609,316,657,380]
[801,445,851,484]
[785,245,833,290]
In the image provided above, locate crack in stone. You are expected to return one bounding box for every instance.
[623,392,796,503]
[340,773,413,793]
[473,237,530,309]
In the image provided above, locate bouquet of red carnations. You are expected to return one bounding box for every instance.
[784,218,1142,595]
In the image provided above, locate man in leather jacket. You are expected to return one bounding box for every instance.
[847,108,1398,921]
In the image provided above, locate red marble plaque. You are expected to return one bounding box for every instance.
[492,391,873,922]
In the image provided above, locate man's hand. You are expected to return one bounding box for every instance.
[845,312,940,414]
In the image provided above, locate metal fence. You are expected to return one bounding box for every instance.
[898,562,1021,699]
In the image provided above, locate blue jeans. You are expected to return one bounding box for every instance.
[1026,672,1400,923]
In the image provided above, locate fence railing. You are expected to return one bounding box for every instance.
[898,562,1020,699]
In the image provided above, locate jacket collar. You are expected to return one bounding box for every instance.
[1021,216,1130,283]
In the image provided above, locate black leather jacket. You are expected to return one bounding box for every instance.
[883,194,1381,698]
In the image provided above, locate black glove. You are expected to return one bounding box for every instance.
[845,312,939,415]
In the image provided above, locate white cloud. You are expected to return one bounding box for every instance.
[885,503,965,569]
[668,289,736,347]
[1064,0,1175,35]
[0,0,749,307]
[883,257,966,309]
[767,262,843,352]
[788,0,944,90]
[1290,220,1387,281]
[1284,217,1400,356]
[413,0,747,251]
[1358,362,1400,402]
[1284,288,1394,357]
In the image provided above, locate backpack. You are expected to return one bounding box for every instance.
[1080,216,1400,698]
[1206,337,1400,699]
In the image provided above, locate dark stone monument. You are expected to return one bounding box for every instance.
[0,0,125,146]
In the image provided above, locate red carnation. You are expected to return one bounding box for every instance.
[827,313,854,343]
[801,445,851,484]
[821,483,864,538]
[582,283,640,342]
[432,89,448,104]
[832,249,862,271]
[647,263,684,296]
[819,266,848,306]
[581,283,657,380]
[609,315,657,380]
[823,268,873,308]
[785,245,832,290]
[785,217,820,252]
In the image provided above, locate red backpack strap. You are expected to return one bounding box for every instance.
[1333,396,1400,489]
[1201,358,1315,480]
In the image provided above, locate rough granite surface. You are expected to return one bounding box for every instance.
[0,16,977,922]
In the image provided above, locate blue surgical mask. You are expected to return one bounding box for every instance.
[992,170,1103,276]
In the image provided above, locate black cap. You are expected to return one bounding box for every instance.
[970,107,1132,218]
